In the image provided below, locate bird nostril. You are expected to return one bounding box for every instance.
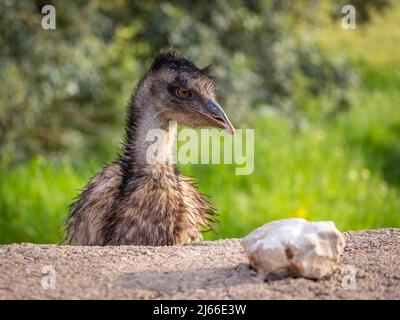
[214,117,224,123]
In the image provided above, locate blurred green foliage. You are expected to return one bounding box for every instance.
[1,0,358,161]
[0,0,399,243]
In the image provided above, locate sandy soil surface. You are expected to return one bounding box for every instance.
[0,228,399,299]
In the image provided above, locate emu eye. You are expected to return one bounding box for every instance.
[176,87,191,99]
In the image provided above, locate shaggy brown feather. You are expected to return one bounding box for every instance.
[64,50,230,246]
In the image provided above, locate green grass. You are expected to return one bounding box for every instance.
[0,158,98,243]
[1,81,399,243]
[199,87,400,239]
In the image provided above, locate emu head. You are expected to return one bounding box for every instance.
[143,49,234,134]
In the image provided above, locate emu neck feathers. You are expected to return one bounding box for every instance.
[122,81,177,175]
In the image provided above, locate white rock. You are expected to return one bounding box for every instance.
[241,218,345,280]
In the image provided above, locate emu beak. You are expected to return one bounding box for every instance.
[199,100,235,134]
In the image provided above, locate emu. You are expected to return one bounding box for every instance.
[64,50,234,246]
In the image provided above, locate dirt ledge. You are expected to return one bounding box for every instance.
[0,228,399,299]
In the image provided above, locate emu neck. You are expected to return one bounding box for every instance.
[122,88,177,177]
[134,109,177,170]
